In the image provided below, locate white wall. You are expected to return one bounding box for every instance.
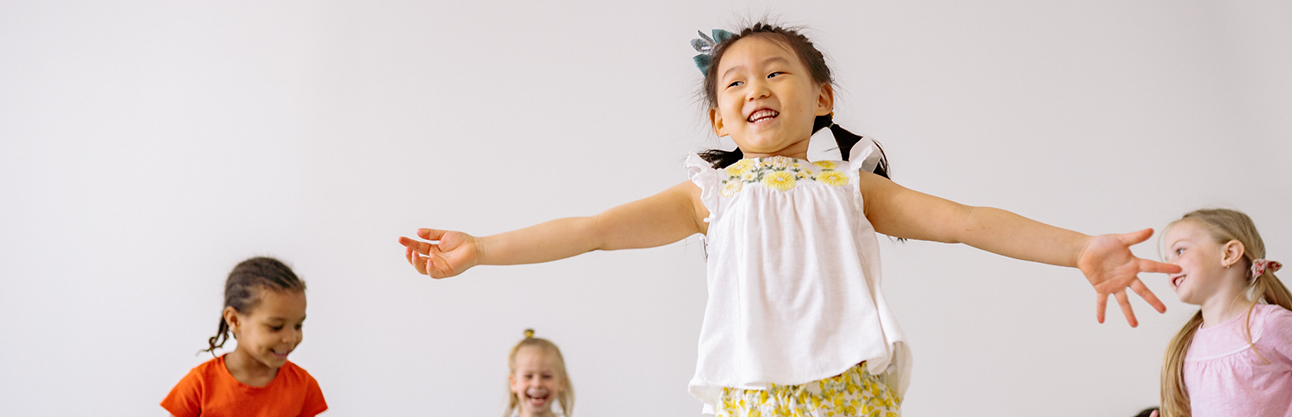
[2,1,1289,416]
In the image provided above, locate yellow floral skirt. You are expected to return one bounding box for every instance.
[716,362,901,417]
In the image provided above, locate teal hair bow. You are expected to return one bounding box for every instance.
[691,29,736,74]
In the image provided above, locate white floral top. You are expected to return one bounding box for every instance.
[686,139,911,414]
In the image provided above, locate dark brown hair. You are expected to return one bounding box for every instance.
[698,22,889,178]
[204,257,307,354]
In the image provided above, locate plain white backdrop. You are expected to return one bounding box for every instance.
[2,1,1290,416]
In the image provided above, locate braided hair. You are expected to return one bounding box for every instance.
[204,257,307,354]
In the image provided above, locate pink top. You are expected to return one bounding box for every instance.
[1184,304,1292,417]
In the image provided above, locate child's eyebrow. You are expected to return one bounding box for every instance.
[721,57,792,80]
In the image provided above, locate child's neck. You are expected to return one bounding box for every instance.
[740,137,811,160]
[744,150,809,160]
[1198,275,1252,329]
[224,348,279,387]
[521,408,555,417]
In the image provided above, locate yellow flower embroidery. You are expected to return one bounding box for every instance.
[765,156,793,169]
[717,158,857,198]
[721,180,743,198]
[816,171,849,187]
[725,159,757,177]
[762,171,796,191]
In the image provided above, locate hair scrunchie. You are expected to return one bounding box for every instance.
[1252,259,1282,278]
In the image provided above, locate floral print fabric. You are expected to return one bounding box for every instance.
[716,362,901,417]
[720,157,851,198]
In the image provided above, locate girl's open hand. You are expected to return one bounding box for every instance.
[398,228,479,278]
[1076,229,1181,327]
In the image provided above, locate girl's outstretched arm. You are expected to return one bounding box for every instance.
[857,171,1181,327]
[398,180,708,279]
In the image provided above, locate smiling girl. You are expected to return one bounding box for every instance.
[1159,209,1292,417]
[505,329,574,417]
[400,23,1179,415]
[161,257,327,417]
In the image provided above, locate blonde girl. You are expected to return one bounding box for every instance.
[401,22,1179,415]
[1159,209,1292,417]
[506,329,574,417]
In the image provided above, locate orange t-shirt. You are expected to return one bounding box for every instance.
[161,354,328,417]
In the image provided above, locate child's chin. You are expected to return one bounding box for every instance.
[257,354,289,368]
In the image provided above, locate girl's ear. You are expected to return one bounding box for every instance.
[709,107,728,137]
[816,83,834,116]
[1220,240,1246,269]
[223,306,240,336]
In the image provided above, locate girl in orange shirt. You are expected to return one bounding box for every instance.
[161,257,327,417]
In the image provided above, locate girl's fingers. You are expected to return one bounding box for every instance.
[1139,258,1182,274]
[409,252,423,274]
[1130,278,1167,313]
[1116,228,1154,246]
[418,228,448,241]
[401,238,435,257]
[1116,290,1138,327]
[1096,292,1108,324]
[428,256,444,278]
[402,231,462,277]
[428,254,450,278]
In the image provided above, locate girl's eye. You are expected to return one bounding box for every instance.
[727,80,744,88]
[767,71,784,78]
[294,324,303,330]
[270,326,283,331]
[1175,248,1185,255]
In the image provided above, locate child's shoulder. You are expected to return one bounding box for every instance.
[1257,303,1292,321]
[1255,304,1292,341]
[278,360,321,385]
[180,354,228,383]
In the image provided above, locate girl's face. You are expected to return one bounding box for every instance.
[710,35,832,159]
[226,288,306,370]
[509,346,564,417]
[1163,221,1243,305]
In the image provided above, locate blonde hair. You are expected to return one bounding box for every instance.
[505,329,574,417]
[1159,209,1292,417]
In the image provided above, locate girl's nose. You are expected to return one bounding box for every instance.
[747,80,770,100]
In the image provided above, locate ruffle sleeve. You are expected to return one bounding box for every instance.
[686,153,720,222]
[847,138,884,175]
